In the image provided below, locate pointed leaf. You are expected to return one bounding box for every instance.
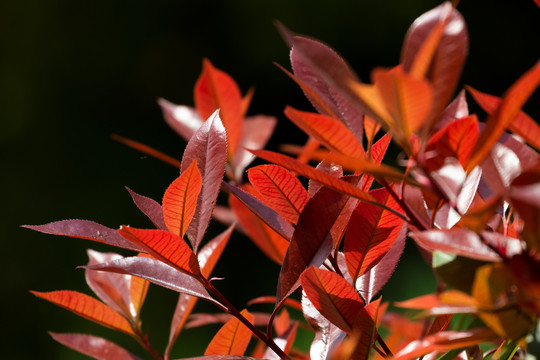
[85,249,134,320]
[467,60,540,171]
[205,309,254,356]
[22,220,142,252]
[277,185,352,303]
[195,59,243,157]
[181,110,227,252]
[228,191,289,264]
[49,332,141,360]
[284,107,364,157]
[345,188,406,282]
[231,115,277,180]
[31,290,135,335]
[300,266,365,334]
[158,99,203,141]
[126,187,166,230]
[467,86,540,151]
[361,133,392,191]
[308,160,343,197]
[434,90,469,132]
[248,164,309,224]
[401,2,468,116]
[224,182,294,240]
[118,227,201,275]
[163,159,202,237]
[83,256,220,306]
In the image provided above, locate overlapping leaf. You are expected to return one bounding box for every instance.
[49,332,142,360]
[195,59,243,157]
[181,110,227,252]
[205,309,254,356]
[158,98,203,141]
[31,290,135,335]
[126,187,166,230]
[163,159,202,238]
[248,164,309,224]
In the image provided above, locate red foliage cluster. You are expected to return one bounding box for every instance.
[25,2,540,359]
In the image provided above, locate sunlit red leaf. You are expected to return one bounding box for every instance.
[362,133,392,191]
[300,266,365,334]
[401,2,468,117]
[392,328,497,360]
[250,149,377,205]
[22,220,142,252]
[49,332,141,360]
[231,115,277,180]
[345,188,405,282]
[158,99,203,141]
[466,86,540,151]
[31,290,135,335]
[284,107,364,157]
[248,164,309,224]
[125,187,166,230]
[434,90,469,132]
[181,110,227,252]
[467,60,540,171]
[228,191,289,264]
[277,185,354,303]
[163,159,202,238]
[129,259,149,317]
[308,161,343,197]
[166,225,233,357]
[118,227,200,275]
[262,322,298,359]
[205,309,254,356]
[195,59,243,157]
[347,298,381,360]
[85,250,134,320]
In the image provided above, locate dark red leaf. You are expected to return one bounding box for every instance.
[248,164,309,225]
[22,220,142,252]
[205,309,254,356]
[49,332,141,360]
[308,160,343,197]
[118,227,201,275]
[125,187,166,230]
[181,110,228,252]
[362,133,392,191]
[31,290,135,335]
[158,99,203,141]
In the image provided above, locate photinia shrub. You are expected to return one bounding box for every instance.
[25,2,540,359]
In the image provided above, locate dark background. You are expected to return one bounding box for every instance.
[2,0,538,359]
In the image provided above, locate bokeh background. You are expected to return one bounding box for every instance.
[2,0,538,358]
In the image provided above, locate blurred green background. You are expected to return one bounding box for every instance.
[2,0,538,358]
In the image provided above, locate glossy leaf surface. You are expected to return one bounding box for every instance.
[181,110,227,252]
[49,332,141,360]
[204,309,254,356]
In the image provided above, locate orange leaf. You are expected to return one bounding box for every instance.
[194,59,243,157]
[205,309,254,356]
[284,106,364,157]
[111,134,181,168]
[118,227,200,276]
[466,85,540,151]
[248,164,309,224]
[31,290,135,335]
[467,60,540,171]
[162,159,202,237]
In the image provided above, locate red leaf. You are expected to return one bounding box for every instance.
[31,290,135,335]
[308,160,343,197]
[166,225,233,356]
[229,191,289,264]
[345,188,406,282]
[401,2,468,117]
[300,266,365,334]
[158,99,202,141]
[466,86,540,151]
[284,107,364,157]
[22,220,142,252]
[248,164,310,225]
[85,250,134,320]
[181,110,228,252]
[163,159,202,238]
[411,228,502,262]
[277,185,353,303]
[467,60,540,171]
[49,332,141,360]
[125,187,166,230]
[361,133,392,191]
[231,115,277,180]
[434,90,469,132]
[118,227,201,275]
[205,309,254,356]
[195,59,243,157]
[392,328,498,360]
[250,149,378,206]
[129,260,149,318]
